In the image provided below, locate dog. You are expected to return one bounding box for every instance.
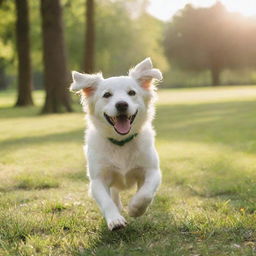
[70,58,162,230]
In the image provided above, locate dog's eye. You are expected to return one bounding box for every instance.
[103,92,112,98]
[128,90,136,96]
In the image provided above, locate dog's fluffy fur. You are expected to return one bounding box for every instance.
[70,58,162,230]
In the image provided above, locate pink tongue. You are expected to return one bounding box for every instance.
[114,118,131,134]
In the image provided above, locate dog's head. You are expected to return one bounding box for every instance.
[70,58,162,137]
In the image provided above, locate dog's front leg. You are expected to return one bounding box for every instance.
[128,169,161,217]
[90,179,127,230]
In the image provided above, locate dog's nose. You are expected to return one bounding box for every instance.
[115,101,128,112]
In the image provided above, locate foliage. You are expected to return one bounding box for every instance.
[0,0,15,70]
[1,86,256,255]
[63,0,168,76]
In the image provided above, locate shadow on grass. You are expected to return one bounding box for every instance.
[0,102,82,119]
[0,106,41,119]
[0,173,61,193]
[2,100,255,153]
[72,210,256,256]
[64,169,88,182]
[76,214,187,256]
[0,128,84,152]
[155,100,256,154]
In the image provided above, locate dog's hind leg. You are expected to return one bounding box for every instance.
[128,169,161,217]
[110,187,123,212]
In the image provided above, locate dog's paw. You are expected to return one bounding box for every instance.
[128,196,152,217]
[107,215,127,231]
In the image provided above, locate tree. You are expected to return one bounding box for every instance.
[84,0,95,73]
[40,0,72,113]
[15,0,33,106]
[164,2,256,86]
[0,59,7,90]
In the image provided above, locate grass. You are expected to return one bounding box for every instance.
[0,86,256,255]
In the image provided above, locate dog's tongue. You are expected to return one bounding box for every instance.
[114,116,131,134]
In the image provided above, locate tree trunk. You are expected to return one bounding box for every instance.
[0,60,7,90]
[210,66,221,86]
[15,0,33,106]
[40,0,72,113]
[84,0,95,73]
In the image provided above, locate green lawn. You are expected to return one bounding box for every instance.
[0,86,256,256]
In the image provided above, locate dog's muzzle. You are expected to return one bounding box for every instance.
[104,110,138,135]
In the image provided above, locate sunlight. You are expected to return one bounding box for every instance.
[148,0,256,21]
[224,0,256,17]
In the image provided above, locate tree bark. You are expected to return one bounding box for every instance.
[211,66,221,86]
[84,0,95,73]
[0,59,7,90]
[15,0,33,106]
[40,0,72,113]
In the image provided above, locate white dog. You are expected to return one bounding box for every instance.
[70,58,162,230]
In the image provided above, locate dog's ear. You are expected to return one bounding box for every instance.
[70,71,103,96]
[129,58,162,89]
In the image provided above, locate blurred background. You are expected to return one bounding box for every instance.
[0,0,256,112]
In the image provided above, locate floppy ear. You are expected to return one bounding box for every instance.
[129,57,162,89]
[70,71,103,96]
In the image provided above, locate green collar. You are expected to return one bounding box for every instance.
[108,133,138,146]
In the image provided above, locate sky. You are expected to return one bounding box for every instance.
[147,0,256,21]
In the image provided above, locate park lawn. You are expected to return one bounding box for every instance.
[0,86,256,256]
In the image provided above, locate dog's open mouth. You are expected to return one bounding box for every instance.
[104,110,138,135]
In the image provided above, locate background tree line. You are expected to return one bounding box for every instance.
[0,0,256,112]
[164,2,256,86]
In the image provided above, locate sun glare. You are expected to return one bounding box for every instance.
[224,0,256,17]
[147,0,256,21]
